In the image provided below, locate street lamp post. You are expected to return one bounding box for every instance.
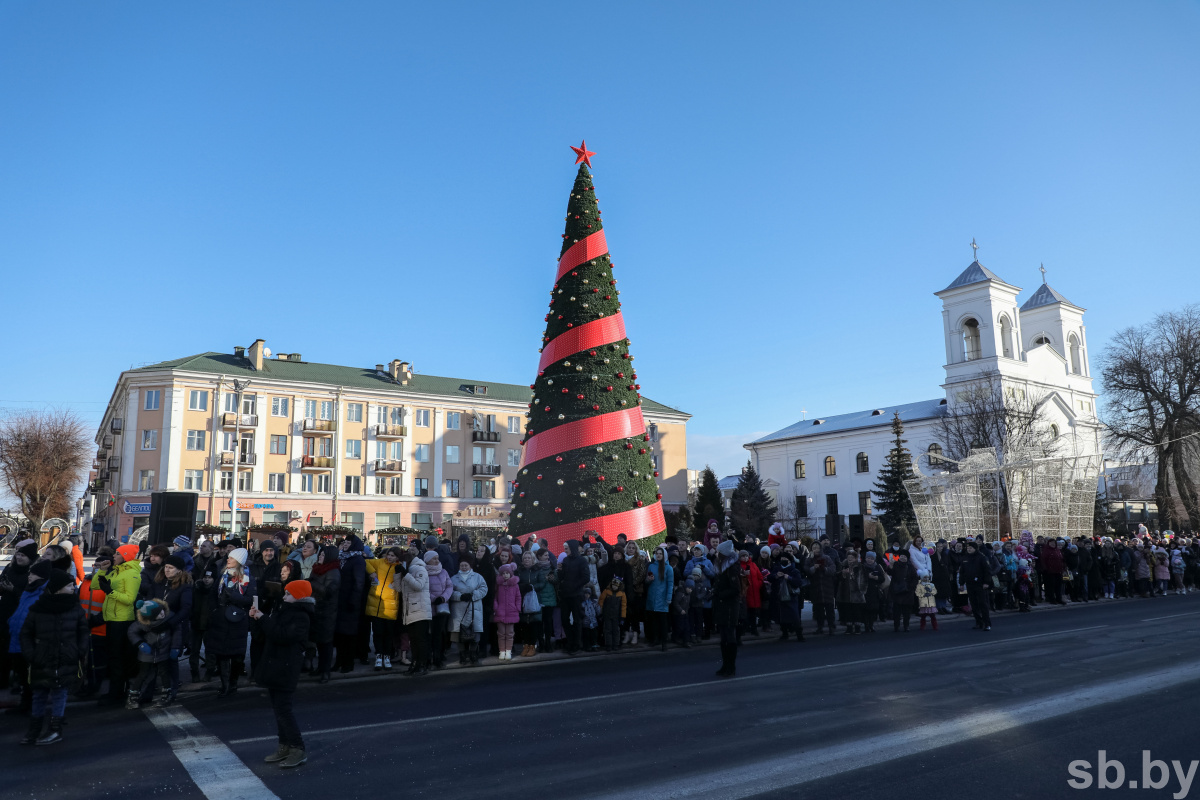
[229,379,250,538]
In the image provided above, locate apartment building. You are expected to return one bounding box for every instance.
[88,340,689,542]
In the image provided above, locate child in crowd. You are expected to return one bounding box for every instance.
[915,574,938,631]
[670,579,691,647]
[1016,559,1033,612]
[599,578,627,651]
[581,586,600,651]
[1171,550,1187,595]
[689,567,710,643]
[126,599,181,709]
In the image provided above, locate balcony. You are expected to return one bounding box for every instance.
[108,456,120,471]
[471,430,501,443]
[300,455,335,471]
[99,469,110,481]
[302,418,336,434]
[374,459,407,474]
[238,452,257,469]
[110,418,123,435]
[96,447,108,460]
[374,424,407,439]
[102,434,114,449]
[472,464,502,476]
[221,412,259,429]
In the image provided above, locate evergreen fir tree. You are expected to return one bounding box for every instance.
[729,461,777,540]
[692,466,725,535]
[872,412,918,534]
[506,147,665,549]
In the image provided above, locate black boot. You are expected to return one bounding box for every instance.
[36,716,63,745]
[20,715,45,745]
[217,660,231,698]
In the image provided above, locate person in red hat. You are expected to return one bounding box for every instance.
[250,578,313,769]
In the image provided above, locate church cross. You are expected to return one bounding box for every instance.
[970,238,979,262]
[1040,263,1047,284]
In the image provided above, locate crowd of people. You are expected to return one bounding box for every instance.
[1,519,1196,766]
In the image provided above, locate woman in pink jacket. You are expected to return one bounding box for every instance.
[493,563,522,662]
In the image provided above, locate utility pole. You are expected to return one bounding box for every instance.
[229,379,250,538]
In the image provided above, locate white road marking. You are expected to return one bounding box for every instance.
[1141,610,1200,622]
[144,706,278,800]
[587,660,1200,800]
[228,624,1106,744]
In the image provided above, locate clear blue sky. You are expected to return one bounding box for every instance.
[2,1,1198,485]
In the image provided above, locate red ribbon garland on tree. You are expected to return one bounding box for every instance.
[538,312,627,372]
[522,406,646,465]
[523,500,666,549]
[555,230,608,283]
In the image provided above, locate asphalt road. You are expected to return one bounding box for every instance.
[6,595,1200,800]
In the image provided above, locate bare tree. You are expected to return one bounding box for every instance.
[0,409,91,533]
[936,370,1060,465]
[1100,305,1200,531]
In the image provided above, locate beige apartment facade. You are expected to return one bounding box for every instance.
[88,340,689,543]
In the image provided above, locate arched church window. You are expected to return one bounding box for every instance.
[963,318,981,361]
[1068,334,1082,374]
[928,443,944,463]
[824,456,836,476]
[1034,334,1051,347]
[998,314,1014,359]
[794,459,806,479]
[856,452,869,473]
[1050,424,1060,439]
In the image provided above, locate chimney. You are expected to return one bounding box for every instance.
[388,359,412,385]
[247,339,266,371]
[233,346,246,358]
[375,364,385,373]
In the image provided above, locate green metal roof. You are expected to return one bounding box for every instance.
[130,352,687,417]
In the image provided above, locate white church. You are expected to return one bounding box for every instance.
[744,252,1104,527]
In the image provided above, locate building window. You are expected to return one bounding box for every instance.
[445,445,460,464]
[445,412,460,430]
[507,449,521,467]
[473,480,495,499]
[225,392,239,413]
[238,471,251,492]
[999,315,1014,359]
[136,469,154,491]
[472,446,496,466]
[321,401,333,420]
[345,475,362,495]
[411,513,433,531]
[271,397,289,417]
[963,318,981,361]
[927,443,944,463]
[414,409,430,427]
[301,474,314,493]
[339,512,364,532]
[316,474,331,493]
[195,510,206,525]
[186,430,206,451]
[508,415,521,434]
[268,473,286,492]
[308,516,324,528]
[824,456,836,476]
[826,493,839,515]
[220,471,234,491]
[346,403,363,422]
[856,452,869,473]
[142,430,158,450]
[794,459,806,479]
[648,423,658,442]
[144,390,160,411]
[414,478,429,497]
[270,435,287,455]
[1034,334,1051,347]
[376,513,403,529]
[795,495,808,517]
[241,394,257,415]
[188,390,208,411]
[184,470,204,491]
[389,477,402,495]
[414,444,430,462]
[858,491,872,516]
[345,439,362,459]
[1050,424,1059,439]
[446,479,460,498]
[1068,334,1082,374]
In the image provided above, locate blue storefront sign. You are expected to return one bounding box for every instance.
[123,500,152,514]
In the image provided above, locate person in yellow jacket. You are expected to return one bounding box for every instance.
[92,543,142,705]
[363,547,401,670]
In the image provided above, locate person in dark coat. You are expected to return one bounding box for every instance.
[146,556,193,702]
[19,569,86,745]
[249,542,284,676]
[308,546,341,682]
[474,544,497,659]
[559,540,590,654]
[334,537,365,673]
[251,579,314,769]
[189,540,219,682]
[138,545,170,600]
[770,554,804,640]
[713,540,743,677]
[204,548,256,697]
[886,551,918,632]
[448,533,474,574]
[931,540,953,613]
[957,541,993,630]
[805,542,839,636]
[0,539,36,692]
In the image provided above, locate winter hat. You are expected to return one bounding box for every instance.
[164,555,187,571]
[285,580,312,600]
[716,540,736,560]
[16,540,38,560]
[139,599,168,619]
[499,563,517,576]
[29,560,53,581]
[46,569,74,594]
[865,551,877,561]
[690,567,702,578]
[511,544,523,557]
[422,551,440,565]
[685,579,695,589]
[259,540,277,553]
[116,544,140,563]
[228,547,249,566]
[759,546,771,558]
[173,535,193,549]
[692,544,705,554]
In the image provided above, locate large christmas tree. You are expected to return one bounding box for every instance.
[507,143,666,549]
[872,412,918,534]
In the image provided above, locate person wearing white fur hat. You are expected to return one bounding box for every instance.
[204,547,256,697]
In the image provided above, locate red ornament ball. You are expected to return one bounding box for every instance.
[555,456,563,462]
[604,295,611,300]
[576,394,584,400]
[639,448,646,454]
[598,476,605,482]
[589,350,597,356]
[624,443,633,450]
[561,388,569,394]
[592,404,600,411]
[605,386,613,392]
[578,463,587,469]
[656,493,663,500]
[617,372,624,378]
[653,471,659,477]
[536,474,543,480]
[617,486,624,492]
[572,271,578,276]
[643,435,650,442]
[555,507,562,514]
[567,323,573,328]
[636,500,644,507]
